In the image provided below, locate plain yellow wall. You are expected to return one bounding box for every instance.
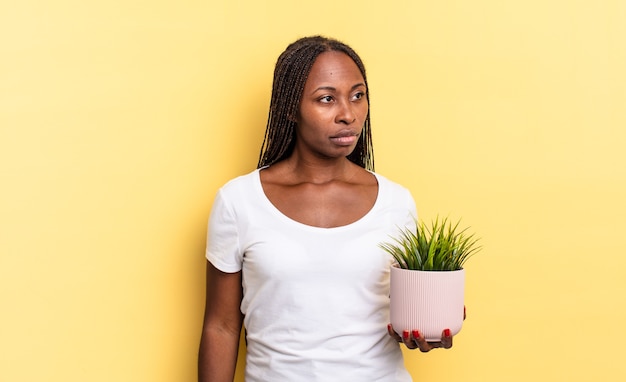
[2,1,625,381]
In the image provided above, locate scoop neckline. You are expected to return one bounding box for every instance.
[254,168,382,231]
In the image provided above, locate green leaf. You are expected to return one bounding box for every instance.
[379,216,481,271]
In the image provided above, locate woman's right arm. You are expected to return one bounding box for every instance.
[198,261,244,382]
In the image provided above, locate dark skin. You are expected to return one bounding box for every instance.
[261,51,376,229]
[387,305,466,352]
[198,264,243,382]
[199,51,455,381]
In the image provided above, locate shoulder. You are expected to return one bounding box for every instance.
[209,169,263,228]
[211,169,262,212]
[218,169,260,194]
[372,172,416,210]
[373,172,412,197]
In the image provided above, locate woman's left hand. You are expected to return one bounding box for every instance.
[387,305,466,352]
[387,325,453,352]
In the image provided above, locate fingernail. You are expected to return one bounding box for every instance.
[444,328,451,337]
[387,324,392,332]
[403,330,409,340]
[412,330,420,339]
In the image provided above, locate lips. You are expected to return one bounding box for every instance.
[330,130,359,146]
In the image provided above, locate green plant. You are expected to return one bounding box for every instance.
[380,216,481,271]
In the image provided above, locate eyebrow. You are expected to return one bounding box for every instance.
[312,83,366,93]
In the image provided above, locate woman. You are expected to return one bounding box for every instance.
[199,36,453,382]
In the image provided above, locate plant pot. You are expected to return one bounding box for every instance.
[390,266,465,341]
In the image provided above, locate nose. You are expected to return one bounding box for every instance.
[335,99,356,125]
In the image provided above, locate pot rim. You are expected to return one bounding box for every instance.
[391,264,465,273]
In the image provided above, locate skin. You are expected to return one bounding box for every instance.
[198,263,243,382]
[260,51,376,229]
[387,306,466,352]
[199,51,454,381]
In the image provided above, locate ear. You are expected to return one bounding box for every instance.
[288,111,299,123]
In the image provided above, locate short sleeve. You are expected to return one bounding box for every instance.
[206,189,243,273]
[404,189,418,228]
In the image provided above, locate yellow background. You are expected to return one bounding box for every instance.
[2,1,625,381]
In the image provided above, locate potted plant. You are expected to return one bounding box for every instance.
[380,217,480,341]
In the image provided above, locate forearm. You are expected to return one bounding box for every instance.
[198,326,241,382]
[199,263,244,382]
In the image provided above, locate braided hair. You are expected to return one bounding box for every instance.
[257,36,374,171]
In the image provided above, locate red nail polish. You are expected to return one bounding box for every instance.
[387,324,392,332]
[412,330,420,339]
[444,328,451,337]
[403,330,409,339]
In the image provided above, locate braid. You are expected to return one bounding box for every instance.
[257,36,374,171]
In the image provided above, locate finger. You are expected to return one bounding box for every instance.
[441,328,453,349]
[402,330,418,350]
[413,330,438,352]
[387,324,402,342]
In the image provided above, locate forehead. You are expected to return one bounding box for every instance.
[305,51,364,87]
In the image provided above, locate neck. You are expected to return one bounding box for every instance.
[281,155,358,184]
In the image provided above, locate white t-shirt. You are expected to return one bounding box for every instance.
[207,169,416,381]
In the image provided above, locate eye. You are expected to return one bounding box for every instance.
[319,95,333,103]
[352,91,365,101]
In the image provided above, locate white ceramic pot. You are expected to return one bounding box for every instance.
[390,266,465,341]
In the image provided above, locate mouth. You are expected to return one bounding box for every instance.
[330,130,360,146]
